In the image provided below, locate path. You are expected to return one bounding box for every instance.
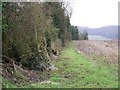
[29,42,118,88]
[2,41,118,88]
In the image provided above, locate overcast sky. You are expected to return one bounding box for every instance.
[69,0,119,28]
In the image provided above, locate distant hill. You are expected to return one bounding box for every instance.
[78,25,118,40]
[88,35,112,40]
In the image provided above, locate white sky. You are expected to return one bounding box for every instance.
[69,0,119,28]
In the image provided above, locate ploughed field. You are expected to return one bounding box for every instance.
[75,40,118,64]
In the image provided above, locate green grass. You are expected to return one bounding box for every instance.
[2,42,118,88]
[28,42,118,88]
[0,77,17,88]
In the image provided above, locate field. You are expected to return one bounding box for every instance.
[2,40,118,88]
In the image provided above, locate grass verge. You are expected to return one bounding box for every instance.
[29,42,118,88]
[2,42,118,88]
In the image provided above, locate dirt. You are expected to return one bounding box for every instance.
[2,62,50,87]
[75,40,118,64]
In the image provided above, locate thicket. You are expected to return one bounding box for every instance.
[71,26,79,40]
[2,2,79,70]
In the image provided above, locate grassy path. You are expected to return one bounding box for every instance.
[31,42,118,88]
[2,42,118,88]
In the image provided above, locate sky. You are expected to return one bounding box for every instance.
[69,0,119,28]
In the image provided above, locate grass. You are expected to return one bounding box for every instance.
[0,77,17,88]
[2,42,118,88]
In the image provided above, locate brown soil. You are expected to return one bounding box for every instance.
[75,40,118,65]
[2,61,50,87]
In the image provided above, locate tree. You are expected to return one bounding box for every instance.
[2,2,76,70]
[71,26,79,40]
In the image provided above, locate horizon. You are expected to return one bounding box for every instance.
[69,0,119,28]
[77,25,119,29]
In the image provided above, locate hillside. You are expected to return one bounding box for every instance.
[78,25,118,40]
